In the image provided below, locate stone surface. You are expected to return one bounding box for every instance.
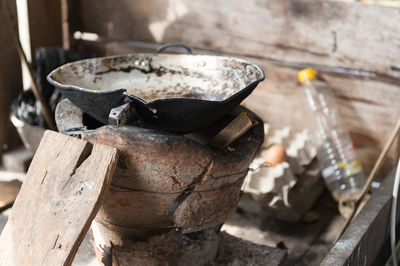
[222,191,344,266]
[93,227,286,266]
[214,232,286,265]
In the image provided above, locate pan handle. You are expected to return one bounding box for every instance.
[155,43,193,54]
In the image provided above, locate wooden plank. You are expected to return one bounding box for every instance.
[298,214,345,265]
[322,169,397,265]
[208,112,258,149]
[61,0,70,50]
[77,0,400,79]
[0,0,22,156]
[0,130,118,266]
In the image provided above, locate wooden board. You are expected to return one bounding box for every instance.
[0,130,118,266]
[76,0,400,79]
[322,169,398,265]
[0,0,22,155]
[209,112,258,149]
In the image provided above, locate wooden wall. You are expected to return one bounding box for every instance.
[0,0,62,157]
[71,0,400,175]
[0,0,22,155]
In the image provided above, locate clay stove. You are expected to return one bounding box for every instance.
[55,99,264,264]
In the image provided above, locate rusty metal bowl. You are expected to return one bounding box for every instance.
[47,52,264,133]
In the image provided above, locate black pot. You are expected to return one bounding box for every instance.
[47,47,264,133]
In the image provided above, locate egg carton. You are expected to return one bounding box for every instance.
[245,161,296,207]
[243,124,322,221]
[247,124,317,186]
[263,125,317,172]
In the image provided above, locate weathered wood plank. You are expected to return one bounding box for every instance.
[208,112,257,149]
[0,130,118,266]
[77,0,400,79]
[322,169,397,265]
[0,0,22,156]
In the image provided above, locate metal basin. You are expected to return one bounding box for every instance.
[47,53,264,133]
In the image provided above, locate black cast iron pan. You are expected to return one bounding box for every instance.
[47,44,265,133]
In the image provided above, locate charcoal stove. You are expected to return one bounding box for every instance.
[55,98,264,264]
[49,46,270,264]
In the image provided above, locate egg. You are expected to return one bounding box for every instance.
[265,144,288,166]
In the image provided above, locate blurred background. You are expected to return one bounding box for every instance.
[0,1,400,265]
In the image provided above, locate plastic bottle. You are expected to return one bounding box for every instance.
[298,68,365,200]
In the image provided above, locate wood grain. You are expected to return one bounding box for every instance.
[322,169,398,265]
[209,112,258,149]
[0,130,118,266]
[0,0,22,155]
[76,0,400,79]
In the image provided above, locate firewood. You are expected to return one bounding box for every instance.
[208,112,258,149]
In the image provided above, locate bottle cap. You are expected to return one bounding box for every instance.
[298,68,317,83]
